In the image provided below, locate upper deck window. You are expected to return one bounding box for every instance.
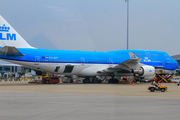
[150,54,161,56]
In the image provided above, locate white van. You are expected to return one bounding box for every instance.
[171,77,180,83]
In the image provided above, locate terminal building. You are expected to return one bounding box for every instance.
[171,55,180,75]
[171,55,180,66]
[0,64,35,79]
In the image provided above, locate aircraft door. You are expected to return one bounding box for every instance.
[145,51,151,58]
[35,56,40,62]
[162,60,165,66]
[109,58,113,66]
[35,56,40,65]
[81,57,85,66]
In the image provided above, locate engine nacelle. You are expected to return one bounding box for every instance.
[133,66,155,77]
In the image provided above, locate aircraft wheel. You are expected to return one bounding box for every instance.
[114,79,119,84]
[83,80,86,83]
[108,79,112,83]
[70,79,73,83]
[83,79,87,83]
[46,80,49,84]
[92,78,97,83]
[83,79,90,83]
[97,79,102,83]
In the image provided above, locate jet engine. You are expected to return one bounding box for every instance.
[133,66,155,77]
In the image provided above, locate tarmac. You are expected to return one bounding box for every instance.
[0,82,180,120]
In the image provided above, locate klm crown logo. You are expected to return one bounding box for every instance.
[0,24,16,41]
[131,55,136,59]
[0,24,10,32]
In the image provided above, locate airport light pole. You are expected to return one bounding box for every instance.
[125,0,129,50]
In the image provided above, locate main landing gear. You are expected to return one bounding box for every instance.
[108,75,119,84]
[108,78,119,83]
[83,77,90,83]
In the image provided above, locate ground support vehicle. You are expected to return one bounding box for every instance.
[148,84,167,92]
[42,77,59,84]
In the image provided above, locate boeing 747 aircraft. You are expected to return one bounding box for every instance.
[0,15,178,83]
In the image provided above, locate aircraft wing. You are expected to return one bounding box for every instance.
[97,52,142,73]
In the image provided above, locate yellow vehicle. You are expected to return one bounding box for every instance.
[148,84,167,92]
[43,73,50,78]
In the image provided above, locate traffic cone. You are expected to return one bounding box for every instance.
[129,81,131,85]
[132,82,134,86]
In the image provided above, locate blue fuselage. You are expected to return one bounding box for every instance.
[0,48,178,70]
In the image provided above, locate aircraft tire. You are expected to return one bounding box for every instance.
[83,79,90,83]
[109,79,118,84]
[83,80,86,83]
[83,79,87,83]
[108,79,112,83]
[92,78,97,83]
[92,78,102,83]
[97,79,102,83]
[46,80,49,84]
[114,79,119,84]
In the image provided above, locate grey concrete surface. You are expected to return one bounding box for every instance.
[0,92,180,120]
[0,82,180,98]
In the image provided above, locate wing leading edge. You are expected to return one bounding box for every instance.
[97,52,142,73]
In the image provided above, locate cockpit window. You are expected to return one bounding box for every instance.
[164,53,169,56]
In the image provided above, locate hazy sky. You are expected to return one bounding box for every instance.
[0,0,180,56]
